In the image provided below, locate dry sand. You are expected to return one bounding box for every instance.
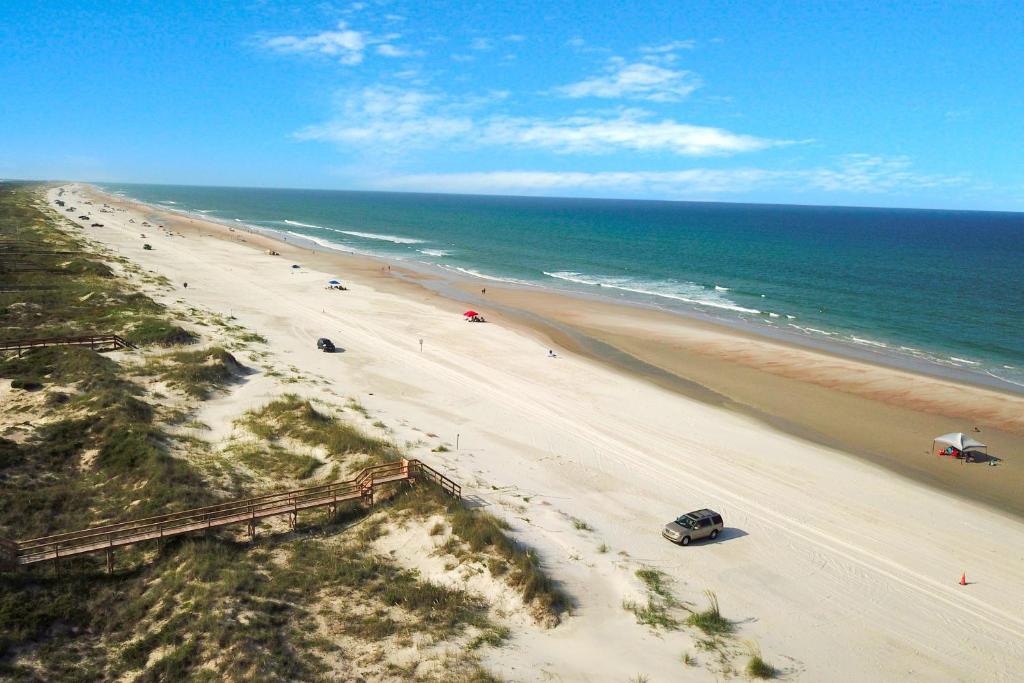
[50,184,1024,681]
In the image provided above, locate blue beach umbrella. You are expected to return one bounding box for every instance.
[328,279,342,285]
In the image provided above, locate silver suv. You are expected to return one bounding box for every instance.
[662,509,724,545]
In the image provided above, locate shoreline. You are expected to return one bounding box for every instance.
[92,183,1024,520]
[97,182,1024,398]
[51,182,1024,680]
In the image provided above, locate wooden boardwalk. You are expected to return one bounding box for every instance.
[0,334,134,355]
[0,459,460,572]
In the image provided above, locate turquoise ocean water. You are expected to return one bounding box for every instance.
[98,183,1024,393]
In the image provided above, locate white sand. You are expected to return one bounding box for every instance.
[51,185,1024,681]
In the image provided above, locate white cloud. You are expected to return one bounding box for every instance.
[261,22,405,65]
[504,34,526,42]
[484,111,788,155]
[372,169,773,195]
[639,40,697,54]
[295,88,792,157]
[805,155,968,193]
[294,86,473,147]
[367,158,969,197]
[262,23,368,64]
[376,44,409,57]
[470,37,493,51]
[556,60,702,101]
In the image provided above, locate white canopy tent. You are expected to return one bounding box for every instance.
[932,432,987,457]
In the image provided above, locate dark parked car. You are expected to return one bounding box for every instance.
[317,337,336,353]
[662,509,724,545]
[91,223,104,227]
[79,215,90,219]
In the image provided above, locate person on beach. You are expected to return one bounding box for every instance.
[183,282,188,289]
[482,288,486,294]
[548,349,557,357]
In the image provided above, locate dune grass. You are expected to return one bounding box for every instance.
[744,642,778,679]
[686,590,733,636]
[0,184,513,679]
[237,394,399,466]
[623,568,682,630]
[138,346,245,399]
[391,485,569,618]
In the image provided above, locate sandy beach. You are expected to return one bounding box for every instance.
[50,183,1024,681]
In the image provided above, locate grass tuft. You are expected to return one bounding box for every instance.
[686,589,733,636]
[745,642,777,679]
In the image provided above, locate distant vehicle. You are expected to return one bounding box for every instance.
[79,215,90,219]
[317,337,336,353]
[91,223,103,227]
[662,509,724,545]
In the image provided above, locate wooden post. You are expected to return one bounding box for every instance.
[106,548,114,575]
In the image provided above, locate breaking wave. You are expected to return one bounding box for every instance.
[543,271,761,314]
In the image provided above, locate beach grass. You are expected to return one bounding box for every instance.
[0,183,513,680]
[390,485,569,618]
[687,590,733,636]
[237,394,399,466]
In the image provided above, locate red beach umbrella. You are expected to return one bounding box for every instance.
[463,310,478,317]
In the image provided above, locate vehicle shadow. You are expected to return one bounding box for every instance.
[324,347,346,354]
[708,527,748,544]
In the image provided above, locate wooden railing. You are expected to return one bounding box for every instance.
[0,459,459,570]
[0,334,134,355]
[413,460,462,498]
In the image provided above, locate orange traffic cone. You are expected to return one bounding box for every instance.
[959,572,967,586]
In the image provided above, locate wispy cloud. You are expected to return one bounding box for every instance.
[484,111,789,155]
[295,88,792,157]
[367,157,969,197]
[470,37,493,51]
[805,154,969,193]
[294,86,473,147]
[639,40,697,54]
[555,59,703,101]
[260,22,400,65]
[372,169,773,195]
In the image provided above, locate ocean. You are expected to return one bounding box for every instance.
[97,183,1024,392]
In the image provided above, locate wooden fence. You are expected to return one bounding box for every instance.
[0,459,460,572]
[0,334,134,355]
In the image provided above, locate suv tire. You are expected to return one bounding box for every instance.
[710,529,719,540]
[680,536,691,546]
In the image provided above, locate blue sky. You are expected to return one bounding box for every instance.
[1,0,1022,210]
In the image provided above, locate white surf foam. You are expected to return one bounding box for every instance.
[440,265,532,285]
[850,336,888,348]
[284,219,326,229]
[285,230,353,253]
[544,271,761,314]
[333,229,424,245]
[418,248,451,257]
